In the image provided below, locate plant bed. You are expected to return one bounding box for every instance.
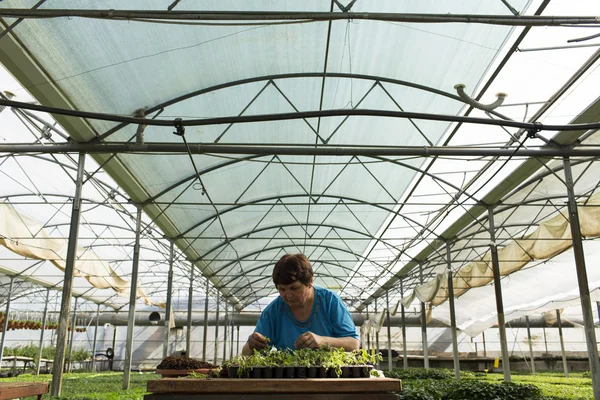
[156,356,218,378]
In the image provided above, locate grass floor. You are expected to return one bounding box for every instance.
[0,370,593,399]
[0,371,159,399]
[479,371,593,399]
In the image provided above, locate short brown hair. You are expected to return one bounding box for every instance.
[272,253,314,286]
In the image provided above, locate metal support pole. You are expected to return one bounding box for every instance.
[366,305,371,350]
[482,331,487,357]
[526,316,536,375]
[236,325,240,356]
[556,309,568,377]
[112,324,117,361]
[222,303,228,362]
[386,291,392,372]
[163,242,174,358]
[202,279,209,361]
[488,207,511,382]
[36,289,50,375]
[419,265,429,370]
[446,242,460,380]
[122,206,142,390]
[400,280,408,370]
[374,301,380,368]
[230,306,234,359]
[0,277,14,364]
[186,265,194,357]
[51,152,85,397]
[213,292,220,365]
[91,304,100,372]
[67,297,78,373]
[563,156,600,399]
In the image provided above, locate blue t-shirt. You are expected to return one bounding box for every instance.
[254,286,359,350]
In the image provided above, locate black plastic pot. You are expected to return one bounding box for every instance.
[296,366,307,378]
[273,367,284,378]
[263,366,273,378]
[328,367,340,378]
[307,366,317,378]
[361,365,374,378]
[317,366,327,378]
[227,366,239,378]
[351,366,361,378]
[341,366,351,378]
[228,366,249,378]
[284,366,295,378]
[251,367,262,379]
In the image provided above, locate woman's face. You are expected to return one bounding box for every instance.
[277,281,312,308]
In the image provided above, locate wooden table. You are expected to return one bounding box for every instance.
[146,378,401,399]
[0,382,49,400]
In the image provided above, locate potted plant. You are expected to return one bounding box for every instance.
[227,355,251,378]
[249,349,268,378]
[322,347,345,378]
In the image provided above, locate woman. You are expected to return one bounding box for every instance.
[242,253,359,355]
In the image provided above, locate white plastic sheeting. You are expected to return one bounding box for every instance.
[0,203,153,305]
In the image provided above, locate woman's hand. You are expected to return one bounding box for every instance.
[294,331,325,349]
[247,332,269,351]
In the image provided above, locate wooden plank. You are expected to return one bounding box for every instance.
[145,393,399,400]
[147,378,401,394]
[0,382,49,400]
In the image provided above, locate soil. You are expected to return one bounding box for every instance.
[156,356,217,370]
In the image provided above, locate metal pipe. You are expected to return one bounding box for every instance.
[163,242,174,358]
[222,304,228,362]
[488,206,511,382]
[4,142,600,157]
[122,206,142,390]
[51,152,85,397]
[0,277,14,364]
[202,279,209,361]
[446,242,460,380]
[213,292,220,365]
[366,305,371,350]
[90,304,100,373]
[564,156,600,399]
[186,265,194,357]
[526,316,536,375]
[236,325,240,356]
[36,289,50,375]
[400,280,408,370]
[386,291,392,372]
[557,310,568,378]
[1,9,599,26]
[482,331,487,358]
[229,306,234,359]
[374,301,380,368]
[67,297,78,373]
[419,265,429,370]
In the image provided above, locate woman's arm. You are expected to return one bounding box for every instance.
[294,331,360,351]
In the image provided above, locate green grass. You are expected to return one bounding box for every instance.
[478,371,593,399]
[1,372,159,399]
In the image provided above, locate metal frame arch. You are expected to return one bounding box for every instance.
[196,222,401,260]
[93,72,507,143]
[175,192,454,241]
[204,242,388,277]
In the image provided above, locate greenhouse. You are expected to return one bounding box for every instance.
[1,1,600,399]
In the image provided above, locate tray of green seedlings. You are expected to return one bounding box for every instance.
[224,347,381,379]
